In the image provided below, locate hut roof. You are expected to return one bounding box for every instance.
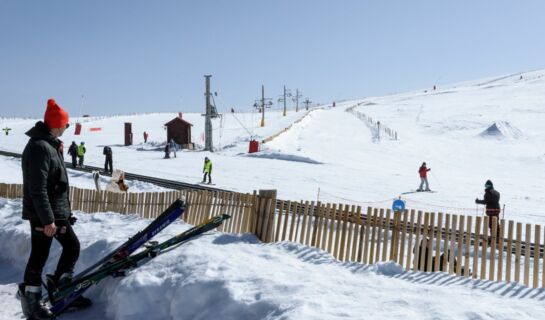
[164,117,193,127]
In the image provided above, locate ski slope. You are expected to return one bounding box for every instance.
[2,70,545,319]
[3,71,545,223]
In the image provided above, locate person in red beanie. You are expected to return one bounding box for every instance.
[18,99,91,319]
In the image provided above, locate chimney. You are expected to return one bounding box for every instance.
[178,112,183,119]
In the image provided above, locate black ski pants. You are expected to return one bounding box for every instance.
[24,220,80,286]
[104,155,113,173]
[202,172,211,183]
[71,155,77,168]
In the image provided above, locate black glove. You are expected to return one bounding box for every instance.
[68,216,78,225]
[475,198,479,204]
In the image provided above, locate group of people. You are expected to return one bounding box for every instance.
[413,162,500,274]
[164,138,177,158]
[18,98,503,319]
[417,162,502,235]
[67,141,86,168]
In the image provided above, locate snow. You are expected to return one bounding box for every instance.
[2,70,545,319]
[1,199,544,319]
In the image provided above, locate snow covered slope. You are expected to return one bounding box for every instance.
[1,198,544,320]
[2,71,545,318]
[2,71,545,225]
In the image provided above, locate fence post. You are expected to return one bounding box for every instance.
[533,225,541,288]
[256,189,277,243]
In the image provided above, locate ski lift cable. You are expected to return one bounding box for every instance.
[232,113,254,138]
[319,189,483,214]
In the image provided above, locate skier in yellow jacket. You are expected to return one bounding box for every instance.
[202,157,212,184]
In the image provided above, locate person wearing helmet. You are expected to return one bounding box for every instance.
[417,162,431,191]
[202,157,212,184]
[77,142,86,168]
[476,180,501,237]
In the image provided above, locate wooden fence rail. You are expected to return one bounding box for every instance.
[0,183,270,240]
[271,200,545,288]
[2,183,544,288]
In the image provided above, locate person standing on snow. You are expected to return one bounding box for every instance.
[202,157,212,184]
[77,141,86,168]
[103,146,113,174]
[170,138,177,158]
[18,99,91,320]
[476,180,501,236]
[143,131,149,143]
[164,143,170,159]
[67,141,78,168]
[417,162,431,191]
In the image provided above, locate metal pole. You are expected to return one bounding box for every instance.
[204,75,213,151]
[283,85,287,117]
[296,89,299,112]
[260,85,265,127]
[78,94,84,123]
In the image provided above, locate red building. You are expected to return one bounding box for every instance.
[164,115,193,147]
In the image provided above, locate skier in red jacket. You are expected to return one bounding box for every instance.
[417,162,431,191]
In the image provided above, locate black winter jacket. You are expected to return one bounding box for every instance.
[476,188,500,216]
[22,121,71,225]
[67,143,77,157]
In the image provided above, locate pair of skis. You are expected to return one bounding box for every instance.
[50,213,231,304]
[47,199,229,316]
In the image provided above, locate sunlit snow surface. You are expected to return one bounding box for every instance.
[1,199,544,320]
[2,71,545,319]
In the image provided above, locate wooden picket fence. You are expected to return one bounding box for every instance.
[270,201,545,288]
[346,103,398,141]
[2,183,544,288]
[0,183,264,236]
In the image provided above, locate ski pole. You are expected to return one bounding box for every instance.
[430,171,442,189]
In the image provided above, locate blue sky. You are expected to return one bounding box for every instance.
[1,0,544,118]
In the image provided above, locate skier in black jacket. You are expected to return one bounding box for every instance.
[103,146,113,174]
[476,180,501,236]
[67,141,78,168]
[18,99,91,320]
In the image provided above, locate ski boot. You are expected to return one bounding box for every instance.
[46,273,92,309]
[17,283,55,320]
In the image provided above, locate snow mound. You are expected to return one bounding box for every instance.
[478,121,523,139]
[372,261,404,276]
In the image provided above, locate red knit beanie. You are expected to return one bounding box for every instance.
[44,99,69,129]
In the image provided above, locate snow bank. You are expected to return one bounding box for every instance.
[1,198,545,319]
[479,121,524,140]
